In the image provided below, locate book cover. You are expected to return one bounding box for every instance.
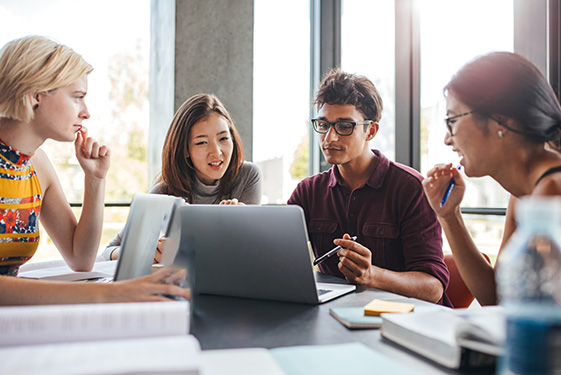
[329,307,382,329]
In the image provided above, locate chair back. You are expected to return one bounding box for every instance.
[443,253,490,308]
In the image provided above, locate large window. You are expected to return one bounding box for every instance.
[253,0,311,204]
[341,0,396,160]
[419,0,514,255]
[0,0,150,262]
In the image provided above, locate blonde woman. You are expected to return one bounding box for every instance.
[0,36,188,305]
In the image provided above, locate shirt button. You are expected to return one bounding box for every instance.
[378,229,383,235]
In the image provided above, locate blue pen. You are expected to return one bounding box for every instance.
[440,166,462,207]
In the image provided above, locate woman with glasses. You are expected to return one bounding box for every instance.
[103,93,262,262]
[423,51,561,306]
[0,36,189,305]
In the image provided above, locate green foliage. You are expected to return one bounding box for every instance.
[104,40,149,201]
[290,134,309,180]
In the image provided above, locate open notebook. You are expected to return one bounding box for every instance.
[172,204,356,304]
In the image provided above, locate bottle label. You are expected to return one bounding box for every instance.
[502,316,561,374]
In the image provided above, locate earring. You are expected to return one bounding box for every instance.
[498,130,504,138]
[33,104,39,110]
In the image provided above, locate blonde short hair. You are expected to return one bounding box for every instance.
[0,36,93,122]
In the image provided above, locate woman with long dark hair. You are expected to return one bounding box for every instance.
[104,93,262,261]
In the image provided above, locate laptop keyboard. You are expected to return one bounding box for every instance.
[85,277,112,283]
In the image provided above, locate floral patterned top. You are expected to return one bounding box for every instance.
[0,140,41,276]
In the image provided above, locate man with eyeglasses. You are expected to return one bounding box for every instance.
[288,69,450,306]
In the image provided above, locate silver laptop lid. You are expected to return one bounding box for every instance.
[113,193,184,281]
[174,205,339,304]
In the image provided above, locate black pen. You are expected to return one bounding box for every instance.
[313,236,357,266]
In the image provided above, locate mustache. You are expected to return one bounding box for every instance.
[322,143,343,150]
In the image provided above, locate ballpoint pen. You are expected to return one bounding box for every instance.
[440,165,462,207]
[313,236,357,266]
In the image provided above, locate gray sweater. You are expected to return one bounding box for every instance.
[102,161,262,260]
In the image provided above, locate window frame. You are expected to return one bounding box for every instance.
[309,0,552,217]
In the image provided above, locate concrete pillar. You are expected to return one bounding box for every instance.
[149,0,254,186]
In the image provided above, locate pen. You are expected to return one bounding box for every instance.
[440,165,462,207]
[313,236,357,266]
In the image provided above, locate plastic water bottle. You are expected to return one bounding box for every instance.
[496,196,561,374]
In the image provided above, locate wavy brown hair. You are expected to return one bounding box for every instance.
[314,68,383,123]
[159,94,244,203]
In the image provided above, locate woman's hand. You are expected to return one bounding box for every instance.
[219,198,245,205]
[154,238,166,264]
[75,127,111,180]
[108,268,191,302]
[422,163,465,219]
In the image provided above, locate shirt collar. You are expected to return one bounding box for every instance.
[327,149,390,190]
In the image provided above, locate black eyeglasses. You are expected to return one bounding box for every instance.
[444,111,474,136]
[311,119,374,136]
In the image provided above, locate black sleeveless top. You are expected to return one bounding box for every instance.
[535,166,561,186]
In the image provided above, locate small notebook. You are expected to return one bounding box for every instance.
[329,307,382,329]
[364,299,415,316]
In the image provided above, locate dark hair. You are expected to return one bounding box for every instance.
[444,52,561,147]
[314,69,383,122]
[159,93,244,203]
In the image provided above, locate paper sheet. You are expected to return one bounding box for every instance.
[18,258,116,281]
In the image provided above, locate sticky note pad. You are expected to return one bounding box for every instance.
[363,299,415,316]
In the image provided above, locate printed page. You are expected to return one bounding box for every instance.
[0,301,189,346]
[18,259,116,281]
[0,335,201,375]
[455,306,506,355]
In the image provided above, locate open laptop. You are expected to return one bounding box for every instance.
[19,193,184,282]
[111,193,184,281]
[171,204,356,304]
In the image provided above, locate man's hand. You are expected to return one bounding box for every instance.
[336,233,374,285]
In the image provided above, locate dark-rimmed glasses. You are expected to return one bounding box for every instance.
[444,111,474,136]
[311,119,374,136]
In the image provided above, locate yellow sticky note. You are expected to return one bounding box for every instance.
[363,299,415,316]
